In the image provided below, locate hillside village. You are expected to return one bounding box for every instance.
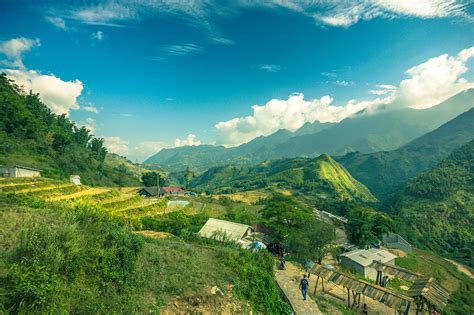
[1,3,474,314]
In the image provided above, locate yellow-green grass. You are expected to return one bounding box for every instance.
[212,190,269,204]
[48,187,112,201]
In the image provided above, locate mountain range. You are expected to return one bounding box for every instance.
[145,89,474,173]
[336,107,474,200]
[190,154,377,204]
[387,140,474,267]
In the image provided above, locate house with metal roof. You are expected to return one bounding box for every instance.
[340,248,397,280]
[198,218,254,244]
[0,165,41,178]
[383,232,413,253]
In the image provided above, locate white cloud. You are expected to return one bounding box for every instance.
[78,117,96,133]
[216,46,474,146]
[83,106,99,113]
[396,46,474,109]
[70,2,135,27]
[46,16,67,30]
[4,69,83,115]
[213,37,235,45]
[216,93,392,146]
[258,0,470,27]
[369,84,398,95]
[335,80,354,87]
[103,136,129,155]
[259,64,281,73]
[0,37,40,69]
[92,31,104,41]
[175,134,202,147]
[160,43,202,56]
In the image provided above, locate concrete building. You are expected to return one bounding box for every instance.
[340,248,397,280]
[383,232,413,253]
[0,165,41,178]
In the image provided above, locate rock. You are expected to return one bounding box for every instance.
[210,286,224,296]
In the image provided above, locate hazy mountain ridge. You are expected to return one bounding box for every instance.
[144,89,474,173]
[336,107,474,200]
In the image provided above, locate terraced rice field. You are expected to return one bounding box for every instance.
[0,177,180,222]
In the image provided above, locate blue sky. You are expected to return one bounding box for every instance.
[1,0,473,161]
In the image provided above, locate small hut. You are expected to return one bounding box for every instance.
[408,277,449,314]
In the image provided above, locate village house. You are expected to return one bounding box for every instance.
[138,186,186,197]
[160,186,185,196]
[340,248,397,280]
[383,232,413,253]
[198,218,266,249]
[0,165,41,178]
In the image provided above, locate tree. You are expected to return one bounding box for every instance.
[141,172,165,187]
[184,166,196,187]
[346,206,392,246]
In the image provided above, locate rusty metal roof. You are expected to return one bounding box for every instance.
[370,260,421,282]
[408,277,450,309]
[312,266,413,312]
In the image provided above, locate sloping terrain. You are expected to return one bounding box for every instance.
[387,140,474,267]
[191,154,377,203]
[337,108,474,200]
[144,89,474,173]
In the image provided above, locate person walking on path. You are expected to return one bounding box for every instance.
[299,274,309,301]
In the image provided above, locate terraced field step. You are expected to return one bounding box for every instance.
[49,187,112,201]
[0,180,62,192]
[100,195,142,210]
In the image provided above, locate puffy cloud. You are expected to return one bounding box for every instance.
[396,46,474,109]
[0,37,40,69]
[216,93,392,146]
[46,16,67,30]
[335,80,354,87]
[92,31,104,41]
[103,136,129,155]
[83,106,99,113]
[216,46,474,146]
[78,117,96,133]
[174,134,202,147]
[4,69,83,115]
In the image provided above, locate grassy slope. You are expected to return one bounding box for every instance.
[396,248,474,315]
[191,154,377,203]
[0,184,290,313]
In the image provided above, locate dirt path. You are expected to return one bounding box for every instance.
[446,259,473,279]
[49,187,110,200]
[275,262,323,315]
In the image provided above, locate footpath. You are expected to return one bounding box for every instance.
[275,261,323,315]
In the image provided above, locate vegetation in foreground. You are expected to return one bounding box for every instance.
[0,73,141,186]
[0,199,291,313]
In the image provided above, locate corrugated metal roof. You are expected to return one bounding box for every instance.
[312,266,413,312]
[198,218,253,241]
[370,261,420,282]
[408,278,450,309]
[341,248,397,267]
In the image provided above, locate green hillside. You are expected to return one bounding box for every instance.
[387,140,474,267]
[191,154,377,203]
[144,89,474,173]
[0,73,139,187]
[337,108,474,201]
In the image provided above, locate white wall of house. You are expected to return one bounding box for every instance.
[0,166,40,178]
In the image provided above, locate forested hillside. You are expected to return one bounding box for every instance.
[387,140,474,267]
[191,154,377,203]
[0,73,139,186]
[145,89,474,173]
[337,108,474,200]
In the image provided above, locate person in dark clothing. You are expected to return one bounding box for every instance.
[299,274,309,301]
[362,303,368,314]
